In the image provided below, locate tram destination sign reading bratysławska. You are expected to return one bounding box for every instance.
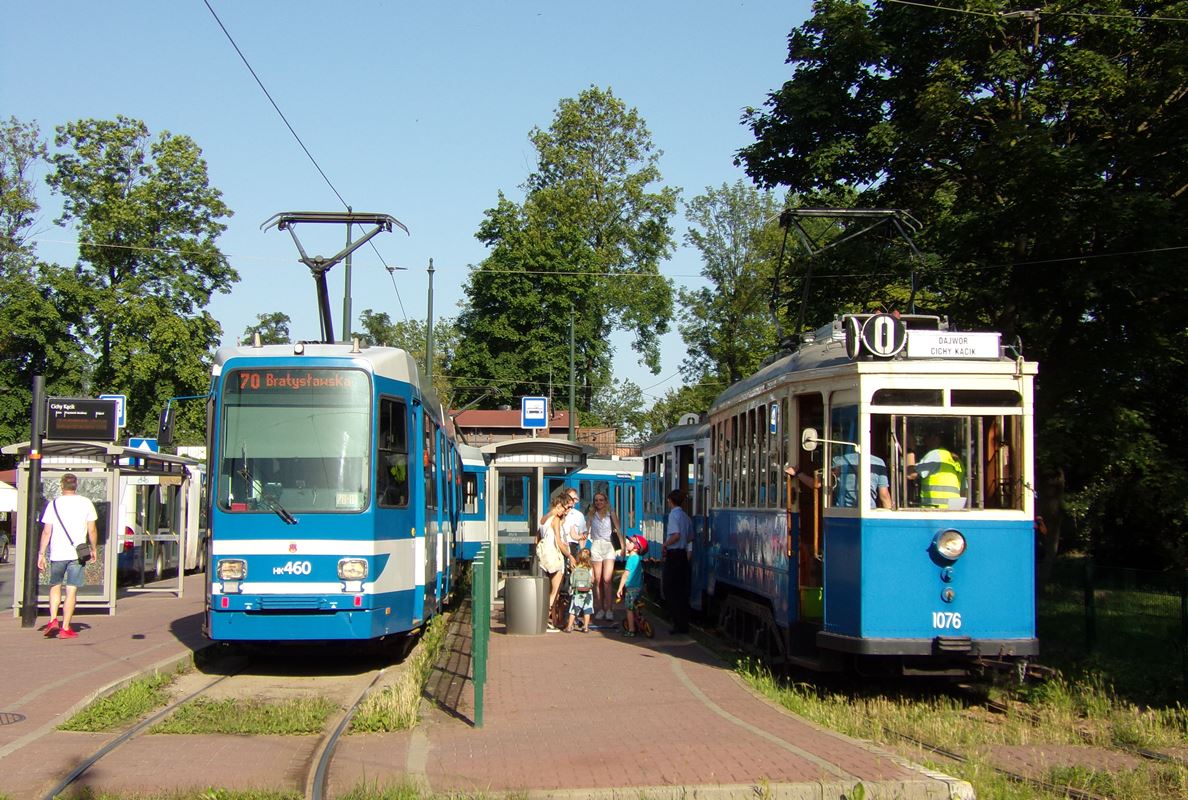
[45,397,119,441]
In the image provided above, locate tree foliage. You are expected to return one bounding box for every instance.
[242,312,291,345]
[0,118,87,446]
[737,0,1188,566]
[357,309,457,401]
[680,180,784,388]
[452,86,677,409]
[44,116,236,440]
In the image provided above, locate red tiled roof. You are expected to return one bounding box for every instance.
[452,409,572,429]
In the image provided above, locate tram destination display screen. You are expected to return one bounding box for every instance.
[227,368,369,404]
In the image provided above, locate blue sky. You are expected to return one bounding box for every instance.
[3,1,810,402]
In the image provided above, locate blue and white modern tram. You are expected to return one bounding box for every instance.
[203,342,460,642]
[649,314,1039,673]
[457,443,488,561]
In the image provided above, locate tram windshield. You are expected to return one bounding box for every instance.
[217,367,372,514]
[871,412,1024,511]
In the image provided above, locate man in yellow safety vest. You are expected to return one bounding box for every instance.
[910,431,966,508]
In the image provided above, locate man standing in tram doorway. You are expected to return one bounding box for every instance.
[37,473,98,639]
[662,490,693,635]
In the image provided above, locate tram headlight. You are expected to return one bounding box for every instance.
[217,559,246,581]
[933,529,967,561]
[338,558,368,581]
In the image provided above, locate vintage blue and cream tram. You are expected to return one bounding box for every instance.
[203,341,459,642]
[650,314,1039,673]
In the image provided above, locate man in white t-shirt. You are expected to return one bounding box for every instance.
[37,473,98,639]
[562,488,588,563]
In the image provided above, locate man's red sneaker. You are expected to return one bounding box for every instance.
[57,627,78,639]
[42,619,60,638]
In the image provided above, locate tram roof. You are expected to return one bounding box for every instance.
[480,436,594,467]
[641,422,709,453]
[710,315,1035,414]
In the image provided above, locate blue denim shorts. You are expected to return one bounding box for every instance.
[49,560,86,588]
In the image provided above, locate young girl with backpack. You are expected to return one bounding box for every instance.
[565,548,595,632]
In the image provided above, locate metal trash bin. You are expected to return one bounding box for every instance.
[505,574,548,635]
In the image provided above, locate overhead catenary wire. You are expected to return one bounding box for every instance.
[882,0,1188,23]
[202,0,402,310]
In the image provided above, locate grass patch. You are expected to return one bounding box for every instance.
[737,656,1188,800]
[150,696,338,735]
[58,665,186,732]
[38,790,300,800]
[352,614,450,732]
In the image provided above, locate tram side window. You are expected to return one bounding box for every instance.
[462,473,479,515]
[826,405,865,509]
[377,398,409,508]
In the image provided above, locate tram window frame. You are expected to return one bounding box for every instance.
[462,472,480,515]
[878,412,1025,511]
[377,396,410,508]
[825,403,866,510]
[218,366,371,514]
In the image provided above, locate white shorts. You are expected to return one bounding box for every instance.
[589,539,616,562]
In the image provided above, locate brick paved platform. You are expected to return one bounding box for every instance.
[0,577,974,799]
[330,609,974,799]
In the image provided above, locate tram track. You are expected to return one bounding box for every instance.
[40,642,412,800]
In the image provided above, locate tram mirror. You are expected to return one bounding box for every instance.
[801,427,861,454]
[157,404,175,447]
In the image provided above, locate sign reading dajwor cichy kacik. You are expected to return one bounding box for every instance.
[906,330,1001,360]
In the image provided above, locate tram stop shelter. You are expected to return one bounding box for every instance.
[479,436,594,600]
[2,440,202,616]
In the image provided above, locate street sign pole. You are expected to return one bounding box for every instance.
[21,375,44,628]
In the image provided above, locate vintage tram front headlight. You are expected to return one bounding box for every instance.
[933,529,967,561]
[217,559,247,581]
[338,558,368,581]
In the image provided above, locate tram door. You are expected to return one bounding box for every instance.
[794,394,825,622]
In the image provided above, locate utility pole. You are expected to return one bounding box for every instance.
[568,307,575,442]
[426,258,435,383]
[21,376,44,628]
[341,208,353,343]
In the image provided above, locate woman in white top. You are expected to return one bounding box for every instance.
[587,491,622,620]
[537,496,569,629]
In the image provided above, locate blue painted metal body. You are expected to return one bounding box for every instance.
[821,516,1035,643]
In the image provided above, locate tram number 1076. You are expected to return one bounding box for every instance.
[931,611,963,630]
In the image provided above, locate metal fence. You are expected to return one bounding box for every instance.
[1044,560,1187,691]
[471,543,491,728]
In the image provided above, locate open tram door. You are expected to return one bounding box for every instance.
[789,395,825,624]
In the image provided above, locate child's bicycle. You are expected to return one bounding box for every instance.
[620,595,654,638]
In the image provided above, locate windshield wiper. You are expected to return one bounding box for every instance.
[238,464,298,525]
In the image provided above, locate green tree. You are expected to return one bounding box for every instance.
[738,0,1188,567]
[47,116,236,440]
[589,378,648,442]
[358,309,457,401]
[680,181,784,386]
[0,118,86,446]
[452,86,677,409]
[638,381,721,442]
[242,312,291,345]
